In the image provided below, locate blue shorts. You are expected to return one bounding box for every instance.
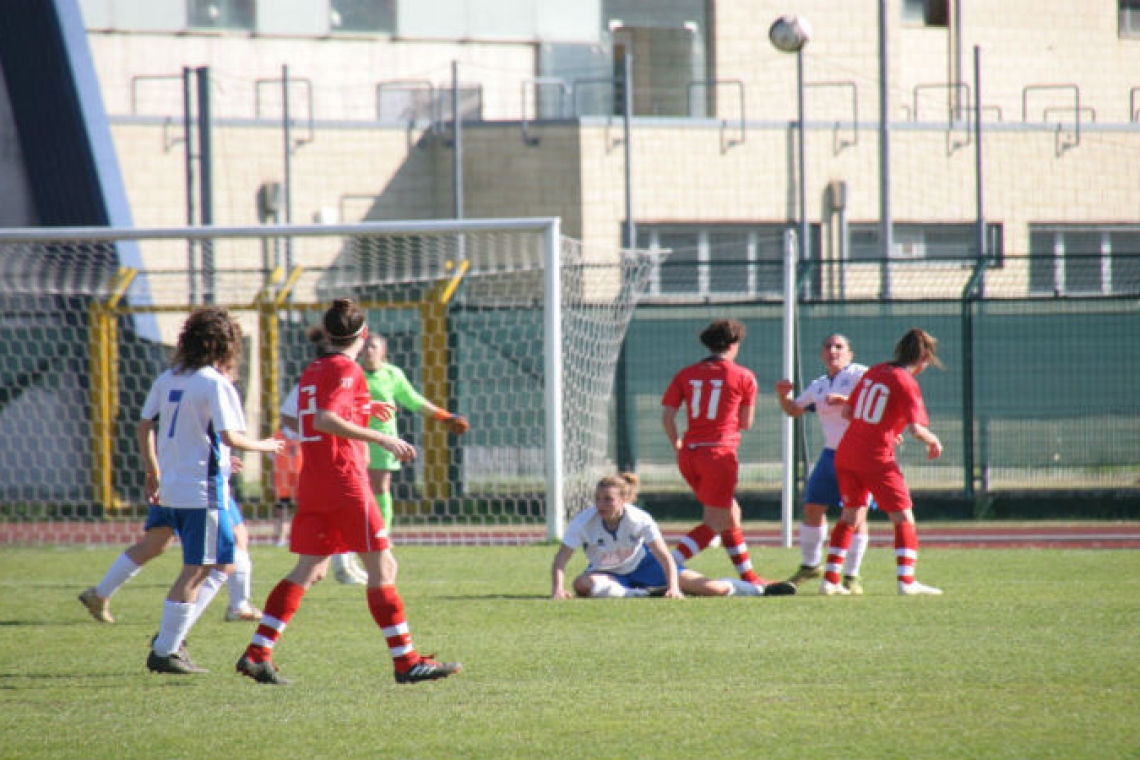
[147,505,236,567]
[804,448,842,508]
[599,551,669,589]
[144,497,243,528]
[805,448,877,511]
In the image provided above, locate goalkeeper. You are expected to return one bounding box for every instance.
[361,333,470,530]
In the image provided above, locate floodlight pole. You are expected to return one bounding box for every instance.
[771,17,810,549]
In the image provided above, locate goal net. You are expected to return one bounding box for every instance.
[0,219,657,546]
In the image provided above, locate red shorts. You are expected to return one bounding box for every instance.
[289,496,390,556]
[835,460,912,513]
[677,445,738,509]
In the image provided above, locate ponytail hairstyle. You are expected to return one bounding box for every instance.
[596,472,640,504]
[894,327,943,370]
[700,319,746,354]
[323,298,367,348]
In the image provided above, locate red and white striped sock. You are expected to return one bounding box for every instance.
[823,521,856,585]
[246,579,305,663]
[368,584,419,673]
[720,528,761,584]
[671,524,715,565]
[894,522,919,586]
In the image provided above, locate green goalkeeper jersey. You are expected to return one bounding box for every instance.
[364,363,427,470]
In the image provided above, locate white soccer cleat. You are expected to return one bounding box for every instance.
[819,579,850,596]
[898,580,943,596]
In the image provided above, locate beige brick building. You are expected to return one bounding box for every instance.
[74,0,1140,302]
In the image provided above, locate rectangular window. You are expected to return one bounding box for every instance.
[330,0,396,34]
[849,223,1002,261]
[1121,0,1140,39]
[1029,226,1140,296]
[901,0,948,27]
[188,0,255,30]
[638,224,817,301]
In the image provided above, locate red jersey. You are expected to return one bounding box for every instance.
[661,357,757,449]
[835,362,929,467]
[296,352,373,512]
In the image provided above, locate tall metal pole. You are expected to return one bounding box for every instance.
[452,60,463,219]
[780,229,797,548]
[878,0,892,296]
[282,64,294,274]
[182,67,197,303]
[623,52,635,249]
[196,66,214,304]
[797,47,807,282]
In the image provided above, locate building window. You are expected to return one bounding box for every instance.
[638,224,819,301]
[901,0,948,27]
[188,0,255,30]
[849,223,1002,261]
[1030,227,1140,296]
[1121,0,1140,38]
[330,0,396,34]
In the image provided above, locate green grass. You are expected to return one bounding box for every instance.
[2,543,1138,760]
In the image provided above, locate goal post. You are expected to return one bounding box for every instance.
[0,219,657,546]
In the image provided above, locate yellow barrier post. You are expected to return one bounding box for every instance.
[89,268,137,513]
[419,260,469,502]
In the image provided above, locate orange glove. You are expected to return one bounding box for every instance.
[434,409,470,435]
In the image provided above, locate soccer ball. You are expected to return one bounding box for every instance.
[769,14,812,53]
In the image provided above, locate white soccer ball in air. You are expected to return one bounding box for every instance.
[769,14,812,53]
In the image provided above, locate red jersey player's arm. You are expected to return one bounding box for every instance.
[906,422,942,460]
[314,408,416,462]
[661,406,683,451]
[737,402,755,432]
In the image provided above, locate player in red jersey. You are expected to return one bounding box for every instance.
[823,327,945,596]
[236,298,462,685]
[661,319,795,595]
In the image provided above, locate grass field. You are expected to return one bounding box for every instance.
[2,540,1138,760]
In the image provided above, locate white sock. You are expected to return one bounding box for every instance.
[800,524,826,567]
[846,532,871,577]
[153,600,194,657]
[94,554,143,599]
[589,576,639,598]
[188,570,227,628]
[227,549,252,610]
[331,554,350,573]
[721,578,762,597]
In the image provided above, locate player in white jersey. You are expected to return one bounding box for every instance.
[137,307,282,675]
[775,334,871,594]
[550,473,769,599]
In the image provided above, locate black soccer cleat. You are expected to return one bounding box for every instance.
[394,657,462,684]
[236,654,291,685]
[761,580,798,596]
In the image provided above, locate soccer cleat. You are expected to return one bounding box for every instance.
[78,587,114,623]
[224,604,263,622]
[842,575,864,595]
[819,579,851,596]
[236,654,290,685]
[898,580,943,596]
[786,564,823,586]
[394,656,462,685]
[147,648,208,675]
[760,580,797,597]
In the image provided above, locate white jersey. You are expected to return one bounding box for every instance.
[280,384,300,439]
[794,362,868,449]
[140,365,246,509]
[561,503,662,575]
